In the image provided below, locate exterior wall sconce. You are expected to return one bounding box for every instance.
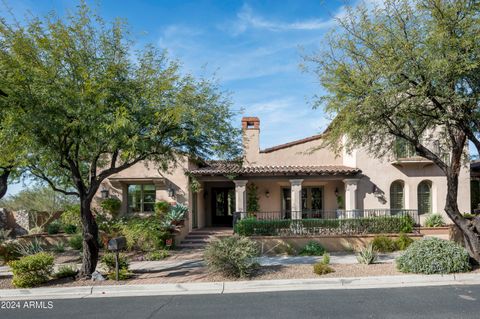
[100,188,109,199]
[265,190,270,198]
[334,188,339,197]
[168,186,175,198]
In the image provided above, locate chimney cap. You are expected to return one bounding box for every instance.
[242,117,260,129]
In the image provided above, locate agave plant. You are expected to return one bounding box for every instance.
[15,238,44,256]
[166,204,188,224]
[356,243,378,265]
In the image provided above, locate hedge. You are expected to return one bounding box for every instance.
[235,215,415,236]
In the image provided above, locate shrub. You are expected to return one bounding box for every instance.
[356,243,378,264]
[107,267,133,280]
[425,214,445,227]
[0,241,21,264]
[167,204,188,224]
[63,224,78,234]
[396,238,470,274]
[145,250,169,261]
[54,265,77,279]
[396,233,414,250]
[101,252,129,272]
[53,242,65,253]
[29,227,44,235]
[154,201,170,218]
[61,205,81,227]
[15,239,43,256]
[118,217,172,251]
[372,236,397,252]
[100,198,121,219]
[0,229,11,241]
[9,252,54,288]
[69,234,83,250]
[313,262,335,275]
[299,241,326,256]
[47,221,62,235]
[204,235,259,278]
[322,252,330,265]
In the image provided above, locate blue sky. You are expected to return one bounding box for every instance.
[2,0,361,195]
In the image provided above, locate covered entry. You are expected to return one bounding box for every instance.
[211,187,235,226]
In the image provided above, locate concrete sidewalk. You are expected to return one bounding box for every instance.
[1,273,479,300]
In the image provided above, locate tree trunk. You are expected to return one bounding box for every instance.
[444,169,480,264]
[0,169,11,200]
[79,196,100,277]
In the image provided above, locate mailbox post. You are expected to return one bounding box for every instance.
[107,237,126,281]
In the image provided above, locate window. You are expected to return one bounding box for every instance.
[394,137,416,158]
[418,180,432,215]
[128,184,156,213]
[282,187,323,212]
[390,181,404,210]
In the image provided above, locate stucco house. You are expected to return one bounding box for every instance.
[95,116,471,232]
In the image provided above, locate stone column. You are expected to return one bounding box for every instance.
[343,179,359,213]
[234,180,248,219]
[290,179,303,220]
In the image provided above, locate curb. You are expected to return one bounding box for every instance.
[0,273,479,300]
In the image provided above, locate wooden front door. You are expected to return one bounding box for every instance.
[211,187,235,226]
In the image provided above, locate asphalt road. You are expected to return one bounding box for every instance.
[2,285,480,319]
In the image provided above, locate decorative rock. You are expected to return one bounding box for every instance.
[91,271,105,281]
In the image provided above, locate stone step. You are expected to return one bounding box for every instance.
[178,243,207,249]
[181,239,210,244]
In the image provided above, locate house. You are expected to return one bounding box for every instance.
[95,116,471,231]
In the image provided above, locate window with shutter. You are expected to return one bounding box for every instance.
[390,181,404,210]
[417,181,432,215]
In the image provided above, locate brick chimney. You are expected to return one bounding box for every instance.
[242,117,260,165]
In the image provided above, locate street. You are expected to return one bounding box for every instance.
[1,285,480,319]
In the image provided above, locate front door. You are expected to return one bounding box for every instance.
[211,187,235,226]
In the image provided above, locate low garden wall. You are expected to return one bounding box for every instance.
[252,233,424,254]
[17,233,72,248]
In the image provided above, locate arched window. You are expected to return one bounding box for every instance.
[418,180,432,215]
[390,181,404,210]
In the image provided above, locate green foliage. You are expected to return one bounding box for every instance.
[61,205,82,228]
[63,224,78,234]
[154,201,170,219]
[356,244,378,265]
[47,221,62,235]
[322,252,330,265]
[54,265,78,279]
[165,204,188,224]
[313,262,335,275]
[204,235,259,278]
[145,250,169,261]
[9,252,54,288]
[397,238,471,274]
[396,233,414,251]
[425,214,446,227]
[69,235,83,251]
[115,216,172,251]
[0,186,78,213]
[246,183,259,213]
[235,215,415,236]
[0,241,21,264]
[0,229,11,241]
[299,241,326,256]
[100,198,122,219]
[372,236,397,253]
[53,242,65,253]
[15,239,44,256]
[101,253,129,272]
[107,268,133,280]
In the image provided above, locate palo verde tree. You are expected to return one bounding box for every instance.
[0,3,240,275]
[307,0,480,262]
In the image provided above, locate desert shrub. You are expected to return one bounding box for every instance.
[100,198,121,219]
[322,252,330,265]
[0,241,21,263]
[63,224,78,234]
[53,242,65,253]
[15,239,44,256]
[54,265,78,279]
[154,201,170,218]
[0,229,11,241]
[425,214,445,227]
[299,241,326,256]
[396,233,414,250]
[118,217,171,251]
[47,221,62,235]
[61,205,81,227]
[372,236,397,252]
[145,250,169,261]
[9,252,54,288]
[69,234,83,250]
[396,238,470,274]
[204,235,259,278]
[356,243,378,264]
[313,262,335,275]
[107,267,133,280]
[101,252,129,272]
[28,227,44,235]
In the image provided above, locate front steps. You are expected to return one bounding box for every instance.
[178,228,233,250]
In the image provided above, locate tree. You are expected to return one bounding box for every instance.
[307,0,480,262]
[0,186,78,213]
[0,2,240,276]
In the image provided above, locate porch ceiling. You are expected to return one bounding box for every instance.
[188,161,361,177]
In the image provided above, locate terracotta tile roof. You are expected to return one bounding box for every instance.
[189,161,361,176]
[260,134,323,153]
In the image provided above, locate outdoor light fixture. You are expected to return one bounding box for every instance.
[168,186,175,198]
[265,190,270,198]
[334,188,339,197]
[100,188,109,199]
